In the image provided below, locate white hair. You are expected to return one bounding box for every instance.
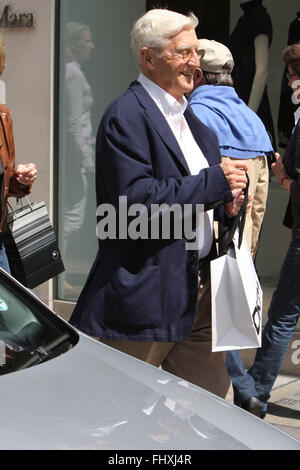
[131,9,198,67]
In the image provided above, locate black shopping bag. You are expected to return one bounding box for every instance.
[2,198,65,288]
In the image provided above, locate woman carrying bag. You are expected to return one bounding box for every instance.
[0,34,37,273]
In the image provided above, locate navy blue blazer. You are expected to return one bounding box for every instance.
[70,81,233,342]
[283,119,300,239]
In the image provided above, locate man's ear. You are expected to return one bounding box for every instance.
[193,68,204,88]
[140,47,155,70]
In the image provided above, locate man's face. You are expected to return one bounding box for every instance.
[147,28,200,100]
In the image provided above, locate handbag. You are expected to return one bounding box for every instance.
[210,176,262,352]
[2,198,65,288]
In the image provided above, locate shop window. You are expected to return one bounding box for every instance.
[56,0,145,301]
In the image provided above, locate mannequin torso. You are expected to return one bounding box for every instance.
[248,33,269,112]
[229,0,275,149]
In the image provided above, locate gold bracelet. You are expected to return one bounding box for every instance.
[280,175,290,187]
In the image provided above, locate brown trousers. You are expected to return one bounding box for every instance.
[100,275,233,402]
[222,155,269,259]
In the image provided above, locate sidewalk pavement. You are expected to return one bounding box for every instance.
[264,374,300,442]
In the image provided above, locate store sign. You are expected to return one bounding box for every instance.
[0,4,34,28]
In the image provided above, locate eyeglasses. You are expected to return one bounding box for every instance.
[161,46,199,63]
[286,72,298,81]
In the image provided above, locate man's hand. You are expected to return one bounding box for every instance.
[225,191,252,217]
[16,163,37,186]
[220,160,248,194]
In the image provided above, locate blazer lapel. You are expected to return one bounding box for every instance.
[185,106,220,167]
[130,81,190,175]
[283,119,300,178]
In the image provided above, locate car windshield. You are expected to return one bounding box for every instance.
[0,270,79,376]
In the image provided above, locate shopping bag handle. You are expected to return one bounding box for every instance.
[7,196,34,220]
[217,173,249,253]
[18,196,34,211]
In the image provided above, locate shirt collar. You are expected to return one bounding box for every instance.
[138,73,187,118]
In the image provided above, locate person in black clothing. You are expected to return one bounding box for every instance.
[277,12,300,148]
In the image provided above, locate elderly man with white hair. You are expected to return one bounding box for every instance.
[70,9,248,399]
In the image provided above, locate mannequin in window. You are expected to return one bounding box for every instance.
[229,0,276,155]
[248,33,268,113]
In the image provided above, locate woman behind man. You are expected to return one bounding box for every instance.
[0,34,37,273]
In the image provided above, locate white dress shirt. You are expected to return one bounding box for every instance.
[138,73,214,258]
[294,106,300,132]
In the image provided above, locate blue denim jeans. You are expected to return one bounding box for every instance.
[227,239,300,412]
[226,350,257,405]
[0,244,11,274]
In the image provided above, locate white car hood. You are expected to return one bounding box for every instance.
[0,333,299,450]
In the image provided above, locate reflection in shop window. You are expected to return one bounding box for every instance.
[61,22,96,301]
[57,0,144,302]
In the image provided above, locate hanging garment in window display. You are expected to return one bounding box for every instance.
[229,0,276,155]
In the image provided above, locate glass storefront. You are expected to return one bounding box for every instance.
[56,0,145,301]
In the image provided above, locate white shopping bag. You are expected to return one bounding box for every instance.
[210,232,262,352]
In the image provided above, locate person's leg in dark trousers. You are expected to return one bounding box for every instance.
[226,350,258,405]
[248,239,300,412]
